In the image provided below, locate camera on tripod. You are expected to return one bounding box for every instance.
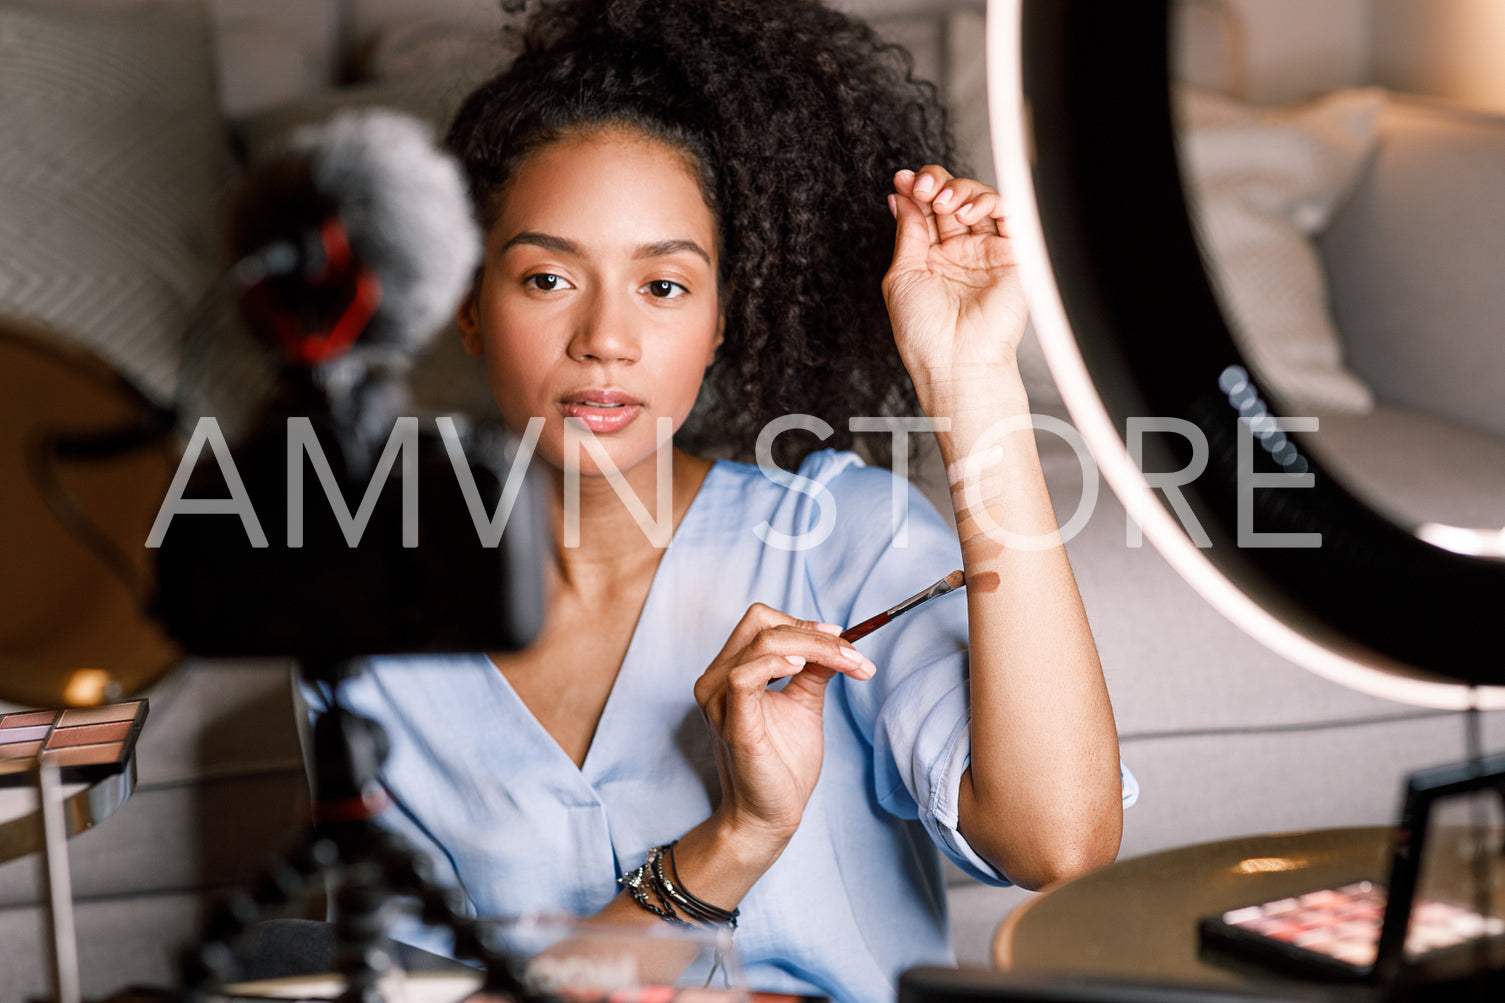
[118,110,551,1000]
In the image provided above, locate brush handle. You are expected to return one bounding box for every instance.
[838,570,965,644]
[840,612,891,644]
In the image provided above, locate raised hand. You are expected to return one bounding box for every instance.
[693,603,876,848]
[882,166,1029,395]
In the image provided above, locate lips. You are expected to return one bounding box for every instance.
[559,388,643,434]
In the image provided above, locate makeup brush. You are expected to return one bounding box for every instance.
[840,570,966,643]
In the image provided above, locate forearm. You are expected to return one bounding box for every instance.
[918,365,1124,890]
[566,813,786,984]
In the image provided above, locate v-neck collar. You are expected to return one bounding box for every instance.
[485,459,723,788]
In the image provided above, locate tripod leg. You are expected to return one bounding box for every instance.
[371,828,529,998]
[177,666,534,1003]
[332,853,399,1003]
[179,830,337,999]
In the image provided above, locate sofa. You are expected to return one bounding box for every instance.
[3,0,1505,998]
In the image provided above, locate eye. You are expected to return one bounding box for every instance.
[525,273,573,292]
[644,279,687,299]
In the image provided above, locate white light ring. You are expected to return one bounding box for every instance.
[986,0,1505,710]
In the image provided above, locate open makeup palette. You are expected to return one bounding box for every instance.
[0,699,148,785]
[1199,752,1505,988]
[1201,880,1504,979]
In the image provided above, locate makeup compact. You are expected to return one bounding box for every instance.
[0,699,148,785]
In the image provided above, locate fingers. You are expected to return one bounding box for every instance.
[704,619,875,699]
[695,605,877,728]
[713,603,871,673]
[777,657,841,708]
[896,165,954,202]
[709,602,820,665]
[894,167,1003,240]
[742,624,875,681]
[889,190,936,272]
[699,651,826,734]
[727,653,830,707]
[720,656,831,744]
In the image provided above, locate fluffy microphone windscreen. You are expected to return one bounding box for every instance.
[273,109,481,361]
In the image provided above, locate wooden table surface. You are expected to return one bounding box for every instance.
[995,827,1395,989]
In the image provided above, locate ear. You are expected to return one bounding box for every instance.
[706,309,725,367]
[456,281,483,356]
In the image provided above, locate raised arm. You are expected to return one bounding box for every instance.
[882,166,1123,890]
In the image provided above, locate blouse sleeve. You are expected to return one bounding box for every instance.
[794,453,1009,885]
[795,452,1136,887]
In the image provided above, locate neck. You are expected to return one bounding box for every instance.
[544,446,712,594]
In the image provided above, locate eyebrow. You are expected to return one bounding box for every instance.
[635,239,713,266]
[502,231,712,266]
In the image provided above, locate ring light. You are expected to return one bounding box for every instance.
[987,0,1505,707]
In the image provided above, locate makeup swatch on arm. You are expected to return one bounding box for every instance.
[964,570,1002,593]
[960,534,1006,561]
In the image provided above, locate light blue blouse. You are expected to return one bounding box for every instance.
[304,449,1137,1003]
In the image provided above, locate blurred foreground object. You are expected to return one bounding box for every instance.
[0,317,178,707]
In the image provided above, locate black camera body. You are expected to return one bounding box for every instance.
[153,371,547,660]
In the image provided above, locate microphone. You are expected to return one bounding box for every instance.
[225,109,485,467]
[227,109,481,371]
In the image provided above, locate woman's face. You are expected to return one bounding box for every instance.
[457,126,722,477]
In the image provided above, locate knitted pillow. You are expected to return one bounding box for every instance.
[0,0,235,405]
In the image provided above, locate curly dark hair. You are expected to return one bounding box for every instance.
[445,0,957,467]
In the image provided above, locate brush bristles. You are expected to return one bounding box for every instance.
[945,569,966,591]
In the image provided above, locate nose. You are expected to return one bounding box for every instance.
[567,288,641,365]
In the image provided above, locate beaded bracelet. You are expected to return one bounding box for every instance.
[619,846,692,926]
[618,842,740,930]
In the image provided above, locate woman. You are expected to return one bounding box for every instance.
[310,1,1131,998]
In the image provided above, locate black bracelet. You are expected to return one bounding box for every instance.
[618,843,740,931]
[663,841,740,929]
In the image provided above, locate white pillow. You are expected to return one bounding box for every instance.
[1178,87,1387,414]
[0,1,236,406]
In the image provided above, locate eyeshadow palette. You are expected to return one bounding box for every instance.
[1199,880,1505,981]
[0,699,148,785]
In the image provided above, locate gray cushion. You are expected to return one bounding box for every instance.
[1320,98,1505,438]
[1307,404,1505,532]
[0,889,210,1000]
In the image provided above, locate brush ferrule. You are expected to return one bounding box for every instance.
[886,577,961,618]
